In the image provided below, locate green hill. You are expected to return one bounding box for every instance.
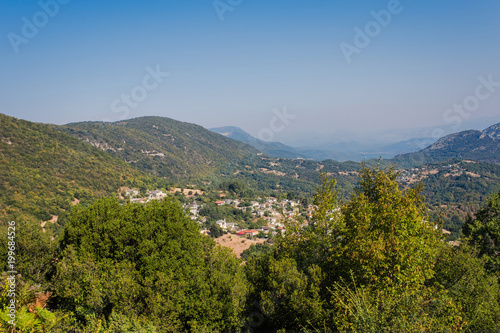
[61,117,259,180]
[0,114,167,230]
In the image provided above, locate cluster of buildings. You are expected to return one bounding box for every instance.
[122,187,313,237]
[199,196,310,237]
[125,189,167,203]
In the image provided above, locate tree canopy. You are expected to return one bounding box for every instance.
[53,197,247,332]
[463,190,500,274]
[3,164,500,332]
[246,165,465,332]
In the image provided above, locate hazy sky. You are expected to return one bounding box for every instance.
[1,0,499,144]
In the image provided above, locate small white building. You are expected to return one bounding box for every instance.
[216,219,227,229]
[149,190,166,200]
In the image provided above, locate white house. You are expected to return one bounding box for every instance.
[216,219,227,229]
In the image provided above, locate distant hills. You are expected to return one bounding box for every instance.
[394,123,500,166]
[211,126,436,161]
[210,126,308,159]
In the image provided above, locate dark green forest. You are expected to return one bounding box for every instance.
[2,165,500,332]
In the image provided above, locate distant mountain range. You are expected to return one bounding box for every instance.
[210,126,309,159]
[211,126,436,162]
[394,123,500,166]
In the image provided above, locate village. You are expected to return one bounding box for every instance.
[120,183,458,248]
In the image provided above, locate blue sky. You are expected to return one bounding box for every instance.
[1,0,499,144]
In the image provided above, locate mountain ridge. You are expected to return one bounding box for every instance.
[210,126,309,159]
[395,122,500,166]
[62,117,260,180]
[212,126,437,162]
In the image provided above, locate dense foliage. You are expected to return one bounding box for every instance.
[463,190,500,274]
[244,165,499,332]
[241,242,273,261]
[51,198,247,332]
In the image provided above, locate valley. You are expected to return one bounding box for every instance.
[2,113,499,241]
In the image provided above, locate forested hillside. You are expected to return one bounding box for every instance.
[62,117,259,180]
[0,114,168,230]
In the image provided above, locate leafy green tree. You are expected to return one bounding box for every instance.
[52,198,247,332]
[246,165,465,332]
[209,223,224,238]
[336,165,442,293]
[330,278,463,332]
[329,165,464,331]
[432,243,500,331]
